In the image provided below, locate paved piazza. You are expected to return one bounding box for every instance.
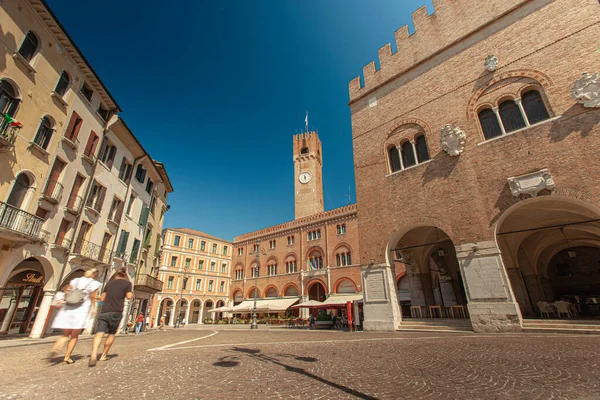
[0,329,599,400]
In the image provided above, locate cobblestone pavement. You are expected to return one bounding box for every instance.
[1,329,599,400]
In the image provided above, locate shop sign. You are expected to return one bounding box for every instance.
[9,270,45,286]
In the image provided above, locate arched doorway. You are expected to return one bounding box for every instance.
[497,196,600,319]
[392,226,467,318]
[174,299,188,325]
[308,281,326,302]
[157,298,173,326]
[189,299,202,323]
[202,300,214,322]
[0,258,45,334]
[233,290,243,305]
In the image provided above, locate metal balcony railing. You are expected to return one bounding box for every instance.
[42,179,63,203]
[135,274,163,292]
[0,119,19,146]
[0,201,45,239]
[73,239,113,264]
[66,194,83,215]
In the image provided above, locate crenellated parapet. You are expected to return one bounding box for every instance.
[234,204,357,245]
[349,0,530,103]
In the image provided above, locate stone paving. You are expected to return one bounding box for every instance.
[0,328,599,400]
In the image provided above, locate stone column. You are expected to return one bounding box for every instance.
[29,290,55,339]
[361,263,402,331]
[211,303,216,321]
[455,241,522,332]
[168,306,176,326]
[439,277,457,307]
[199,303,204,324]
[0,296,18,333]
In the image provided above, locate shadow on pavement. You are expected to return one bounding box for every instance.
[222,347,377,400]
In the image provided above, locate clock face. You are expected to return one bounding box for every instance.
[299,171,312,184]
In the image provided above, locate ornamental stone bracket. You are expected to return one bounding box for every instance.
[507,168,555,199]
[440,124,467,156]
[571,72,600,108]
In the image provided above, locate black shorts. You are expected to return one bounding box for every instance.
[96,312,123,335]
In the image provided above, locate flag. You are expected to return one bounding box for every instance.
[308,259,314,270]
[305,111,308,132]
[3,113,23,128]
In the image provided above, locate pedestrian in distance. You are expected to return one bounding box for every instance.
[158,315,167,331]
[135,313,144,334]
[309,313,316,330]
[89,267,133,367]
[145,315,150,329]
[48,268,101,364]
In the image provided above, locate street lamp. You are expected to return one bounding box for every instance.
[249,239,266,330]
[175,264,189,328]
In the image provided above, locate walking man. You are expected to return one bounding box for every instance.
[89,268,133,367]
[135,313,144,334]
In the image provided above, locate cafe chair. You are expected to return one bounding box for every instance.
[554,301,574,319]
[537,301,556,319]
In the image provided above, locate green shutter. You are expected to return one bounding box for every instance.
[117,231,129,256]
[138,205,150,226]
[131,239,141,260]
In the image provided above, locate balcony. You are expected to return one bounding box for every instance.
[0,119,19,148]
[61,133,79,150]
[65,195,84,215]
[52,236,72,251]
[0,201,45,241]
[85,195,103,215]
[41,180,63,204]
[73,239,113,265]
[134,274,163,293]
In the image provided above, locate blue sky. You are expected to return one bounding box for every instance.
[47,0,433,241]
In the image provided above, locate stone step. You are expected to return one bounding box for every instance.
[397,325,473,332]
[522,319,600,334]
[522,319,600,326]
[397,319,473,332]
[402,319,472,326]
[523,327,600,334]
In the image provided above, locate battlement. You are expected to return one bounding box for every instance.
[293,130,322,158]
[349,0,531,103]
[233,203,357,244]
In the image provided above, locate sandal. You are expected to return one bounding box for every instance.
[99,355,109,361]
[62,358,74,364]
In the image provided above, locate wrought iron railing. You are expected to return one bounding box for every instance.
[66,195,83,214]
[42,179,63,203]
[0,201,45,239]
[135,274,163,292]
[0,119,19,146]
[73,238,113,264]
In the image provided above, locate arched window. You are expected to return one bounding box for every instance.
[388,146,401,173]
[0,80,20,117]
[415,135,430,163]
[337,279,356,294]
[18,31,39,62]
[251,263,259,278]
[521,90,550,125]
[499,100,526,133]
[285,257,297,273]
[308,250,323,270]
[284,285,299,297]
[336,249,352,266]
[267,261,277,276]
[7,173,32,208]
[235,269,243,280]
[265,287,277,298]
[300,147,309,155]
[54,71,70,97]
[401,141,416,168]
[478,108,503,140]
[33,116,54,150]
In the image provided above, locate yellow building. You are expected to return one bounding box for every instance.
[0,0,173,337]
[152,228,232,326]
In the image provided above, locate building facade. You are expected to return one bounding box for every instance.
[230,132,364,316]
[151,228,232,326]
[349,0,600,331]
[0,0,172,338]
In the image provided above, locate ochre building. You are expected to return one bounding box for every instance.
[349,0,600,331]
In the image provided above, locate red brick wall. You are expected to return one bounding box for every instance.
[349,0,600,264]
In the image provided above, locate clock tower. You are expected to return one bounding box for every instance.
[293,131,324,219]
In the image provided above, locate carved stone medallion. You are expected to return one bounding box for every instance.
[572,72,600,108]
[440,124,467,156]
[507,168,555,199]
[485,55,499,72]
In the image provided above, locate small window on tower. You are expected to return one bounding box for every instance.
[300,147,309,155]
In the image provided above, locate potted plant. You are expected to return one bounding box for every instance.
[315,312,334,329]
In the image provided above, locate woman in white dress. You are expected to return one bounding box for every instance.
[49,268,101,364]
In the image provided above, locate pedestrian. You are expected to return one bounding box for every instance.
[135,313,144,334]
[48,269,101,364]
[151,316,156,328]
[309,313,315,329]
[332,314,337,329]
[145,315,150,328]
[158,315,167,331]
[89,267,133,367]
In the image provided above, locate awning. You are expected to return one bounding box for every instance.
[290,299,324,309]
[231,298,300,312]
[321,294,363,307]
[209,306,233,313]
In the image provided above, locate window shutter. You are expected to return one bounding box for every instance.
[65,112,79,140]
[131,239,141,260]
[97,186,107,212]
[118,157,127,179]
[118,231,129,255]
[107,146,117,168]
[139,205,150,226]
[84,131,99,157]
[125,164,133,183]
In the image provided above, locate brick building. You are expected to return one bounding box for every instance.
[230,132,363,316]
[349,0,600,331]
[151,228,232,326]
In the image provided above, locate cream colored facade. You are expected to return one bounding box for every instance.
[151,228,232,326]
[0,0,173,338]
